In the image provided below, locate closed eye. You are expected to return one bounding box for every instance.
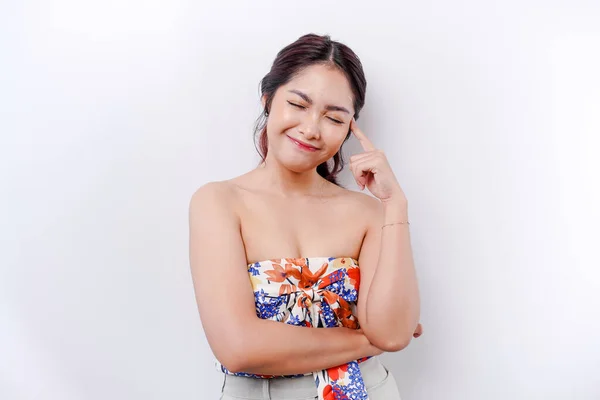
[288,101,343,124]
[288,101,306,109]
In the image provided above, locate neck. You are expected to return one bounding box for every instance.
[257,154,326,197]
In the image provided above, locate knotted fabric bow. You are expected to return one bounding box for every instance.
[249,257,371,400]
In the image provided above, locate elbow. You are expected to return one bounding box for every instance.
[374,335,412,352]
[366,329,413,352]
[362,312,421,352]
[215,334,254,373]
[219,353,246,374]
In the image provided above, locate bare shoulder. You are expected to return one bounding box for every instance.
[190,180,234,201]
[189,180,240,218]
[326,185,384,233]
[339,187,383,218]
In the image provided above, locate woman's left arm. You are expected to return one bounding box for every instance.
[349,118,421,352]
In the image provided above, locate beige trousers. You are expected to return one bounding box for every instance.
[218,356,401,400]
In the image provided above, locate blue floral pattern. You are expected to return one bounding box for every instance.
[214,256,372,400]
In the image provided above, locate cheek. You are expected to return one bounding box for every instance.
[323,129,348,153]
[280,107,302,127]
[268,107,301,136]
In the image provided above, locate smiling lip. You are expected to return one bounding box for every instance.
[287,135,319,151]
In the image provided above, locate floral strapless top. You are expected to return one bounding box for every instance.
[214,256,373,400]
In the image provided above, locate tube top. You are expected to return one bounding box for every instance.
[214,256,373,400]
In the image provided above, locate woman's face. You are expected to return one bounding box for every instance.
[263,64,355,173]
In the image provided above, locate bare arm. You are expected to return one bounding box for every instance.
[356,196,421,352]
[348,119,421,352]
[188,182,382,375]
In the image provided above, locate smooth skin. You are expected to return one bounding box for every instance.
[189,64,421,376]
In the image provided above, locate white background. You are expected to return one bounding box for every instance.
[1,1,599,399]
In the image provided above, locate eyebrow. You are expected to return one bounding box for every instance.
[288,89,351,114]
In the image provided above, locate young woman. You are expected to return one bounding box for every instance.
[189,33,423,400]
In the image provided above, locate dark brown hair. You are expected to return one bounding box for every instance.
[254,33,367,185]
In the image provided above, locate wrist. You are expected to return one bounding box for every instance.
[382,199,409,224]
[381,186,407,205]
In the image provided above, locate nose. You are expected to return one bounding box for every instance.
[298,114,320,140]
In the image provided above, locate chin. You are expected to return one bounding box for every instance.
[280,157,318,173]
[275,149,322,173]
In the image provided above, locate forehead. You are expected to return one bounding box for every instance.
[284,64,354,107]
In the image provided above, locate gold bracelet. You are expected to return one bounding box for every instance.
[382,221,410,228]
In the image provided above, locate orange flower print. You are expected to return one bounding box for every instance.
[264,263,287,282]
[278,283,297,295]
[334,299,359,329]
[321,290,339,305]
[338,312,359,329]
[326,363,349,381]
[220,257,370,400]
[347,266,360,287]
[284,263,302,280]
[323,384,334,399]
[297,263,329,288]
[284,258,307,268]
